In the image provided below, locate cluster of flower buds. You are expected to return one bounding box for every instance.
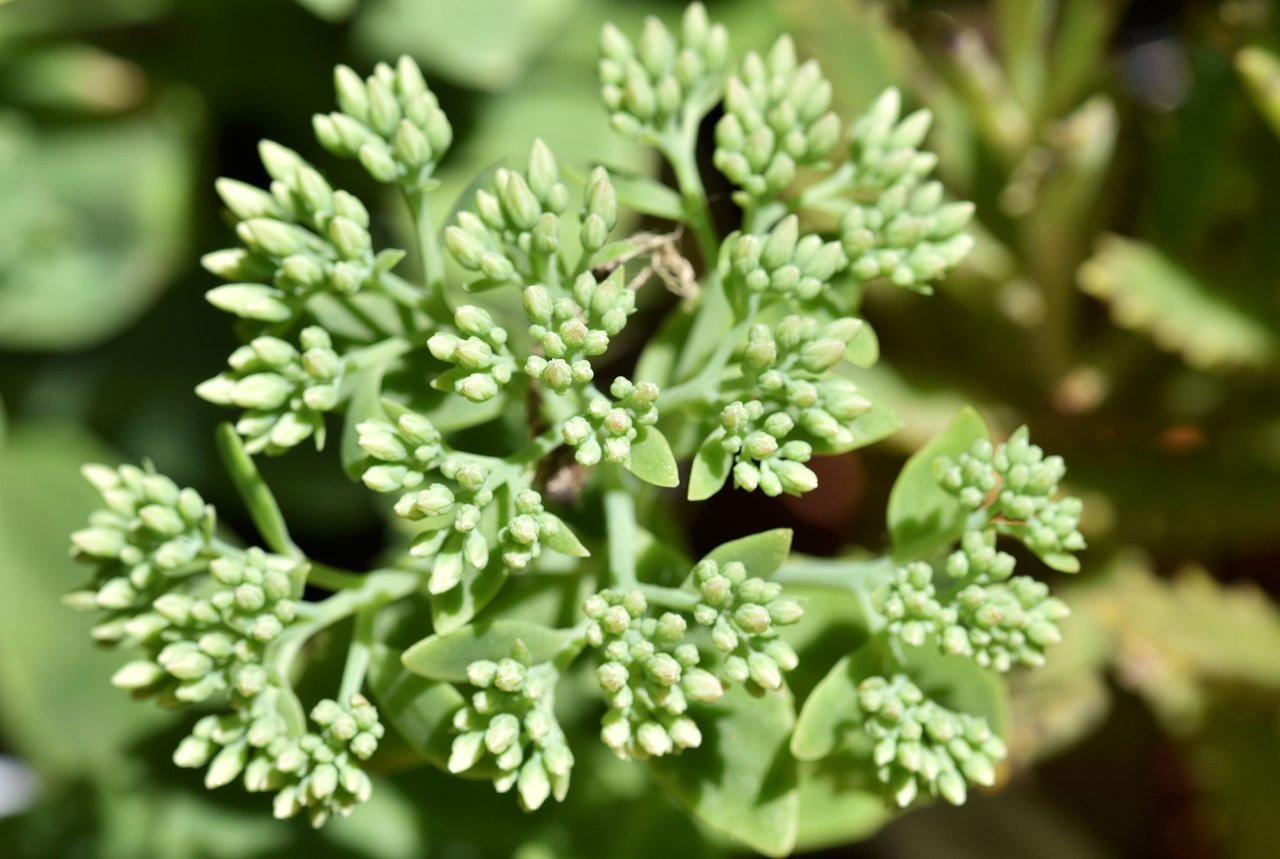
[934,428,1086,567]
[738,315,872,449]
[839,88,973,292]
[449,643,574,811]
[598,4,729,143]
[197,327,342,455]
[496,489,583,573]
[840,180,974,292]
[944,529,1016,583]
[579,167,619,253]
[714,36,839,203]
[444,140,573,286]
[313,56,452,188]
[716,400,817,497]
[205,141,403,307]
[427,305,516,403]
[356,411,445,495]
[562,378,660,468]
[856,675,1006,807]
[70,464,215,615]
[878,562,945,649]
[583,590,724,759]
[176,693,384,827]
[109,549,300,706]
[940,576,1070,672]
[523,269,636,394]
[726,215,847,303]
[689,559,803,692]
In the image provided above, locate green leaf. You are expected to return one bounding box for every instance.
[214,422,299,558]
[899,646,1009,736]
[1237,45,1280,140]
[402,619,572,682]
[1078,235,1275,371]
[367,643,464,769]
[843,318,879,369]
[791,654,861,762]
[341,349,398,480]
[838,397,903,452]
[0,423,171,776]
[541,513,590,557]
[603,168,685,221]
[703,529,793,578]
[886,406,989,561]
[650,685,800,857]
[627,426,679,488]
[795,761,890,852]
[355,0,577,91]
[0,110,192,350]
[688,427,732,501]
[430,560,509,635]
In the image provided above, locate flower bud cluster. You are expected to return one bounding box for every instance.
[175,694,384,828]
[108,549,300,706]
[496,489,573,573]
[716,400,817,497]
[714,36,840,203]
[449,646,574,811]
[689,559,803,693]
[839,88,972,292]
[197,327,342,455]
[427,305,516,403]
[726,215,847,303]
[580,166,619,253]
[878,562,944,649]
[562,378,659,468]
[523,269,636,394]
[444,140,575,286]
[204,140,401,307]
[934,428,1086,563]
[599,4,729,142]
[313,56,452,188]
[356,412,502,592]
[856,675,1006,808]
[940,576,1070,672]
[583,590,724,760]
[70,464,215,613]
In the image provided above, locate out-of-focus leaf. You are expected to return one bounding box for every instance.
[0,423,171,775]
[294,0,358,22]
[355,0,578,91]
[995,0,1052,117]
[0,44,147,113]
[1237,45,1280,139]
[1084,558,1280,729]
[0,108,192,350]
[886,406,989,560]
[650,686,800,858]
[402,619,572,682]
[323,766,422,859]
[795,761,889,852]
[1078,235,1275,371]
[368,644,463,770]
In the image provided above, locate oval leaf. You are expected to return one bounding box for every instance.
[688,427,731,501]
[402,619,571,682]
[886,406,989,561]
[703,528,793,578]
[791,655,860,762]
[627,426,679,488]
[650,686,800,857]
[367,644,464,769]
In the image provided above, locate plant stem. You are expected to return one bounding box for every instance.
[307,562,367,591]
[638,584,700,612]
[660,129,719,267]
[406,187,451,321]
[339,606,378,701]
[337,294,393,340]
[603,466,637,590]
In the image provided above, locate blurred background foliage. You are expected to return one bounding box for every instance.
[1,0,1279,856]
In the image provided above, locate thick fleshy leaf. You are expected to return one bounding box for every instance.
[844,319,879,368]
[795,760,890,852]
[402,619,572,682]
[688,427,732,501]
[430,560,509,635]
[368,644,464,769]
[541,513,590,557]
[650,686,800,857]
[702,528,793,578]
[215,422,298,558]
[627,426,679,488]
[886,406,989,561]
[1078,235,1275,371]
[603,168,685,221]
[791,654,861,762]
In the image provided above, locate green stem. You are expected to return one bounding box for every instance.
[214,423,301,560]
[603,467,637,590]
[660,130,718,267]
[307,562,367,591]
[406,187,451,321]
[661,308,756,409]
[638,583,699,612]
[771,555,895,590]
[339,606,378,701]
[337,294,393,340]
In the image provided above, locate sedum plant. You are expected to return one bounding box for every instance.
[64,6,1084,855]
